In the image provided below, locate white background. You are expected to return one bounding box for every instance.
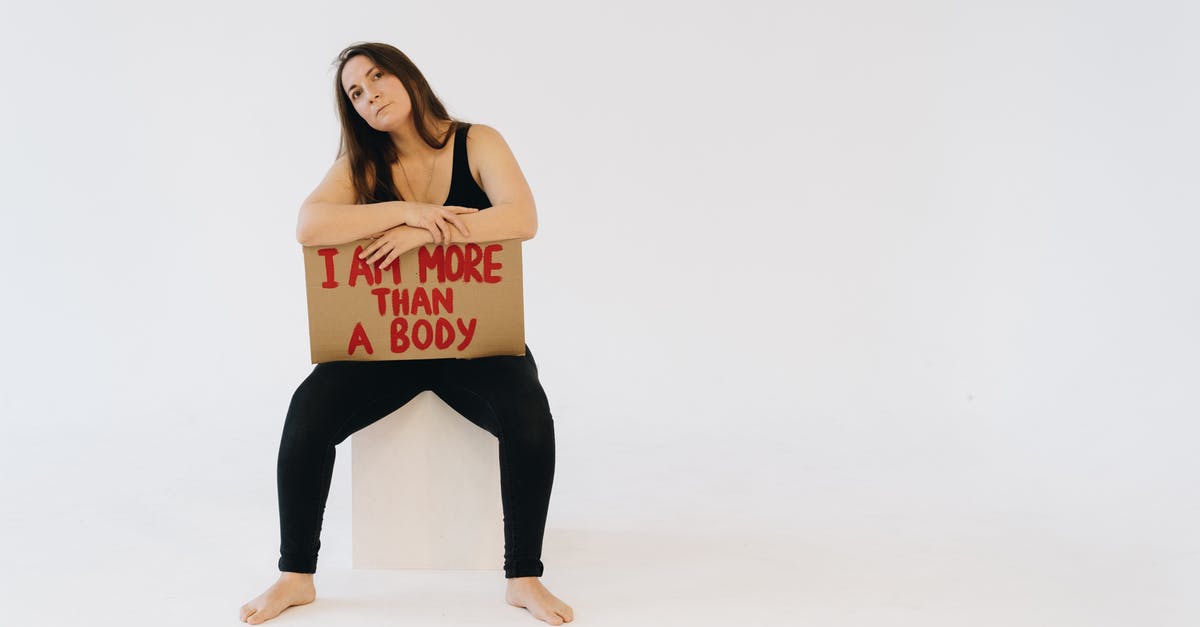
[1,1,1197,625]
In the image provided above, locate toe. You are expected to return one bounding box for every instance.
[531,605,564,625]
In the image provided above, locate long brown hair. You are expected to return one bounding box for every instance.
[332,42,465,203]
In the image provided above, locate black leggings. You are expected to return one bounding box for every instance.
[275,344,555,579]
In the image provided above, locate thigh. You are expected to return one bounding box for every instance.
[431,345,551,437]
[284,358,440,445]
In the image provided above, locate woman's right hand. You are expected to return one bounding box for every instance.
[403,203,479,245]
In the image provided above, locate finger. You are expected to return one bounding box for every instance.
[451,207,480,214]
[418,218,436,244]
[437,220,451,245]
[366,242,391,265]
[359,242,376,259]
[441,209,470,238]
[427,225,442,245]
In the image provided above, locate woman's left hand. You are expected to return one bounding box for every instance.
[360,225,427,269]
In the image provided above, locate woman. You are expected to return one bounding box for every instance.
[239,42,574,626]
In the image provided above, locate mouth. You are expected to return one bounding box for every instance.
[376,103,390,115]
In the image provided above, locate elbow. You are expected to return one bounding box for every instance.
[520,208,538,240]
[296,208,320,246]
[296,224,313,247]
[296,210,310,246]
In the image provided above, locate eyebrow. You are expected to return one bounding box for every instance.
[344,65,378,95]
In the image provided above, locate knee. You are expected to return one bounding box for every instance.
[505,398,554,450]
[279,384,338,454]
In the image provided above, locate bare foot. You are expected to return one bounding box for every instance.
[239,572,316,624]
[506,577,574,624]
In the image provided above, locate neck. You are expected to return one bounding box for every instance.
[388,117,450,159]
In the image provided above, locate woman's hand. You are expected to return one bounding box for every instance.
[360,225,428,269]
[403,203,479,245]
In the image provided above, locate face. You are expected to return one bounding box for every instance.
[340,54,412,131]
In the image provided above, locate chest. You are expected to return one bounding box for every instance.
[388,137,484,206]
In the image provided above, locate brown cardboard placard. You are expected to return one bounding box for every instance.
[302,239,525,363]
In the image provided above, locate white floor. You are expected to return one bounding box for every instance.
[2,407,1196,627]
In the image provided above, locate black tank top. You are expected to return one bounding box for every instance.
[374,122,493,210]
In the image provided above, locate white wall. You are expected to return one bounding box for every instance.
[2,0,1196,621]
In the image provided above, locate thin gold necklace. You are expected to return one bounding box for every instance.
[397,148,438,203]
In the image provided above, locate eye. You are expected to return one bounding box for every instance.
[349,72,383,100]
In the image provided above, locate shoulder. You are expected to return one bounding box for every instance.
[462,123,515,182]
[463,122,504,147]
[463,123,518,165]
[333,152,373,189]
[332,152,384,194]
[302,153,358,207]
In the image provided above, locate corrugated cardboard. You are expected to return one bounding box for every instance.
[302,239,525,363]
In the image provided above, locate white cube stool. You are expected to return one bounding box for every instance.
[351,390,503,570]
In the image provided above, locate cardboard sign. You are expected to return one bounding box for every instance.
[302,239,525,363]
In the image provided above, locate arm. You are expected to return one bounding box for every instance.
[296,155,432,246]
[442,124,538,245]
[358,125,537,267]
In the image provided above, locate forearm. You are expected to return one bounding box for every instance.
[445,202,537,245]
[297,200,425,246]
